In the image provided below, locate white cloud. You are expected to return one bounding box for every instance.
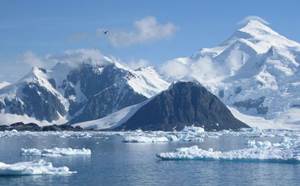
[238,16,270,25]
[191,57,224,82]
[22,51,43,67]
[160,56,226,85]
[21,49,106,69]
[105,16,177,47]
[46,49,108,67]
[161,59,189,80]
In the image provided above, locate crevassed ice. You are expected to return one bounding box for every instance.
[21,147,91,157]
[0,160,76,176]
[157,142,300,162]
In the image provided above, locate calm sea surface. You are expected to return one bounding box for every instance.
[0,131,299,186]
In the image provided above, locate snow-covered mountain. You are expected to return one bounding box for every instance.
[162,18,300,129]
[0,53,169,125]
[1,17,299,130]
[0,67,69,125]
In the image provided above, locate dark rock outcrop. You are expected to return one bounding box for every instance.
[0,122,83,131]
[117,81,249,131]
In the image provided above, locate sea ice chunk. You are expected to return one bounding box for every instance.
[181,126,205,133]
[122,133,170,143]
[157,144,299,162]
[21,147,91,157]
[121,126,205,143]
[0,160,75,176]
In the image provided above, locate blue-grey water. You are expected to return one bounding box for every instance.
[0,131,300,186]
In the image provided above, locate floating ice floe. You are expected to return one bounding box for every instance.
[122,129,172,143]
[247,140,273,149]
[176,126,205,142]
[121,126,205,143]
[122,134,171,143]
[0,160,76,176]
[157,142,300,162]
[0,130,123,139]
[21,147,91,157]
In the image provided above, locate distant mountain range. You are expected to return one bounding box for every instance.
[0,17,299,130]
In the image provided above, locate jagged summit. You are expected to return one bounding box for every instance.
[226,17,300,54]
[238,18,278,36]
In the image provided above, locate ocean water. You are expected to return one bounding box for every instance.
[0,129,300,186]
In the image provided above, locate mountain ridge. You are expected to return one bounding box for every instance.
[0,53,169,125]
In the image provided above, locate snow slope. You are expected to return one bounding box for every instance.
[127,66,169,98]
[74,102,146,130]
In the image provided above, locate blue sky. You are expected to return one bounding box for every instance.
[1,0,300,81]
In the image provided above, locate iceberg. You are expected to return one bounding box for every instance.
[176,126,205,142]
[180,126,205,133]
[123,134,170,143]
[122,130,171,143]
[21,147,91,157]
[121,126,205,143]
[0,160,75,176]
[157,144,300,163]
